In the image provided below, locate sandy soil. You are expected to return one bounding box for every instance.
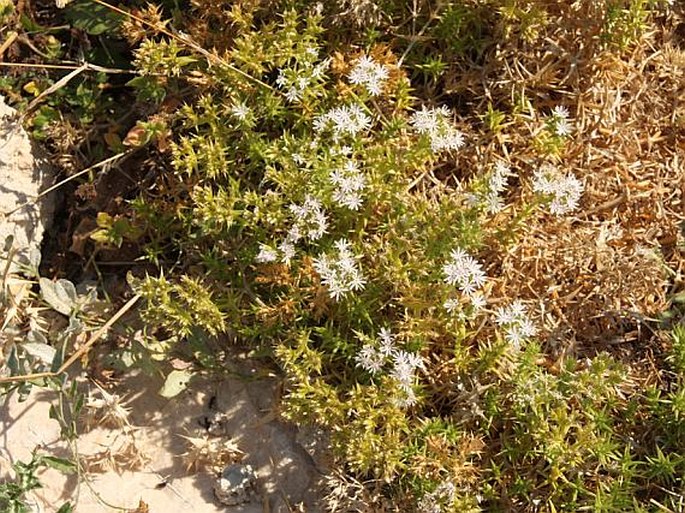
[0,369,326,512]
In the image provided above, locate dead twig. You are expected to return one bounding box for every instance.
[91,0,275,92]
[0,31,18,59]
[0,151,131,219]
[0,61,136,73]
[0,294,141,384]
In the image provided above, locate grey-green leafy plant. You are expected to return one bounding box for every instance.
[0,451,75,513]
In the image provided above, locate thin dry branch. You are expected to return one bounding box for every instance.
[0,151,131,219]
[91,0,276,92]
[0,293,141,384]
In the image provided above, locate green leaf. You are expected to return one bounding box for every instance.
[20,13,44,32]
[63,0,123,36]
[40,456,76,474]
[671,291,685,303]
[158,370,193,398]
[39,278,77,316]
[56,504,74,513]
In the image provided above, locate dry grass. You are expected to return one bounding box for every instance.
[431,2,685,359]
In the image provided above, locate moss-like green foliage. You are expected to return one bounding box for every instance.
[121,2,683,511]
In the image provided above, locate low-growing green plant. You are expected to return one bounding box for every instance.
[112,4,685,510]
[0,450,75,513]
[4,0,678,511]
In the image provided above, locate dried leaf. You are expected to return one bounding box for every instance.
[158,369,193,398]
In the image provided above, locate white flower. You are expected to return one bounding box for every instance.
[278,240,296,265]
[473,161,514,215]
[284,86,302,103]
[230,101,251,121]
[393,388,419,408]
[287,224,302,243]
[275,58,328,103]
[444,298,461,314]
[552,105,570,119]
[554,117,573,137]
[313,116,328,132]
[484,191,505,215]
[312,59,330,79]
[548,106,574,137]
[504,324,524,349]
[519,318,538,338]
[430,129,465,152]
[314,239,365,300]
[509,300,527,318]
[255,244,278,263]
[410,105,465,153]
[347,271,366,291]
[348,55,389,96]
[354,328,423,408]
[315,104,372,138]
[445,294,487,321]
[410,105,451,134]
[443,248,487,295]
[470,293,487,311]
[276,69,288,88]
[490,161,513,193]
[377,328,396,356]
[494,306,515,326]
[532,164,584,215]
[288,195,328,242]
[330,158,367,210]
[270,196,329,267]
[355,344,384,374]
[391,349,424,389]
[494,301,537,349]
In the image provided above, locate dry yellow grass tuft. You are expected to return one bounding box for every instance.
[436,2,685,355]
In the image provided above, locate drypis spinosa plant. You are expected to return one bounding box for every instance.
[122,7,684,512]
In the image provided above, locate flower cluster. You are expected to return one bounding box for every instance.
[348,55,389,96]
[410,105,466,153]
[314,104,372,138]
[532,164,584,215]
[355,327,396,375]
[313,239,366,300]
[255,195,328,265]
[255,244,279,264]
[494,300,537,349]
[275,48,329,103]
[288,195,328,240]
[443,248,487,296]
[474,161,514,215]
[443,293,486,320]
[355,328,425,407]
[547,105,573,137]
[330,159,366,210]
[443,248,487,319]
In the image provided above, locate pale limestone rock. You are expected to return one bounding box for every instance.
[214,463,259,506]
[0,95,55,272]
